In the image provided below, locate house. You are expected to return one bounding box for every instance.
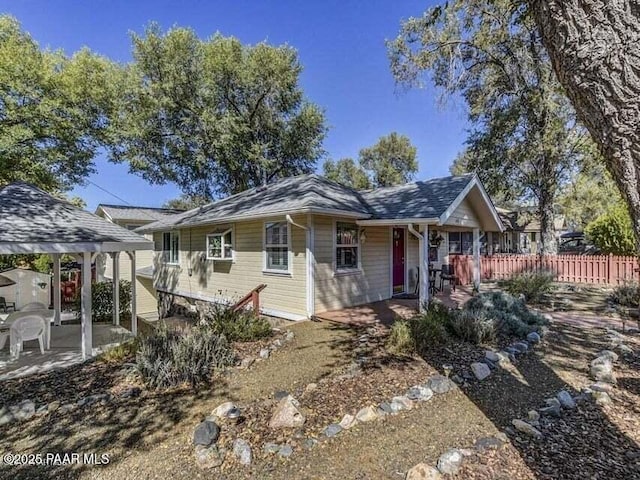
[0,268,51,310]
[95,204,183,320]
[137,174,504,321]
[487,207,566,254]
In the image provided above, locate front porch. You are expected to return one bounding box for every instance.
[314,285,476,326]
[0,323,133,381]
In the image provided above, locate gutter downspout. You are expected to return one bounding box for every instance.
[286,215,315,319]
[408,224,428,311]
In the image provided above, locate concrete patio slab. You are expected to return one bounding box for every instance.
[0,323,133,381]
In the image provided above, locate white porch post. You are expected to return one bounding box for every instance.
[128,251,137,335]
[419,224,430,311]
[52,253,61,326]
[112,252,120,326]
[473,228,481,290]
[81,251,93,359]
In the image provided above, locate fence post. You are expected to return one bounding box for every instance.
[607,253,612,285]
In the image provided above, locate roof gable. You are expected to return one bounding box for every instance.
[96,204,183,222]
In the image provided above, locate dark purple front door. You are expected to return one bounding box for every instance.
[392,228,405,293]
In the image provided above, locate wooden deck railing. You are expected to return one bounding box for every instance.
[232,284,267,314]
[451,254,640,286]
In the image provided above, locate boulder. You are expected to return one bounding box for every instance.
[269,395,306,429]
[339,413,356,429]
[471,362,491,381]
[390,396,414,413]
[355,405,380,423]
[526,332,541,344]
[406,463,442,480]
[512,419,542,438]
[212,401,237,419]
[323,423,343,437]
[426,375,456,394]
[436,449,464,475]
[193,420,220,446]
[556,390,577,409]
[596,350,619,362]
[406,385,434,402]
[232,439,252,466]
[194,444,224,469]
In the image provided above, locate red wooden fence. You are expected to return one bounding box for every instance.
[451,254,640,286]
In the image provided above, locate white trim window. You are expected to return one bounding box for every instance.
[206,229,233,260]
[162,231,180,264]
[448,231,473,255]
[264,222,290,272]
[335,221,359,271]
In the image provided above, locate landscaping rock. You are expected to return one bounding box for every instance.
[355,405,380,422]
[339,413,356,429]
[285,331,295,341]
[304,383,318,394]
[512,419,542,438]
[269,395,305,429]
[485,350,501,363]
[303,438,318,449]
[323,423,343,437]
[593,391,613,406]
[471,362,491,381]
[590,358,616,384]
[527,410,540,423]
[47,401,61,413]
[0,407,14,426]
[437,448,464,475]
[504,346,519,357]
[378,402,393,414]
[406,385,434,402]
[616,344,634,355]
[274,390,289,401]
[239,357,255,369]
[556,390,577,409]
[597,350,619,362]
[193,419,220,446]
[263,442,280,454]
[474,435,506,451]
[232,439,251,466]
[277,444,293,458]
[390,396,414,412]
[512,342,529,353]
[591,382,614,393]
[259,348,270,359]
[194,444,224,469]
[212,401,237,419]
[406,463,442,480]
[58,403,76,414]
[271,339,283,349]
[426,375,456,394]
[120,387,141,398]
[526,332,541,344]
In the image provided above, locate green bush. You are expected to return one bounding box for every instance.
[136,323,234,389]
[99,338,139,364]
[610,281,640,308]
[499,270,555,304]
[387,320,415,355]
[410,301,453,352]
[585,202,636,255]
[74,280,132,322]
[203,305,272,342]
[447,309,496,344]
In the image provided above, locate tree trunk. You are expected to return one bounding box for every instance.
[528,0,640,253]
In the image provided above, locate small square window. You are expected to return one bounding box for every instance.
[207,229,233,260]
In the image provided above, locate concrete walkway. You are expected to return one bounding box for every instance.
[0,323,133,381]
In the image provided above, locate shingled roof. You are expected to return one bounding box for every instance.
[96,204,183,223]
[138,173,498,232]
[0,183,154,254]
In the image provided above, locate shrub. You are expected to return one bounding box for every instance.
[136,323,234,389]
[203,305,272,342]
[610,281,640,308]
[585,202,636,256]
[447,309,496,344]
[499,270,555,304]
[74,280,132,322]
[387,320,415,355]
[410,301,453,352]
[463,291,548,338]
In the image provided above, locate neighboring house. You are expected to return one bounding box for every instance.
[138,174,503,321]
[487,207,566,254]
[95,204,183,319]
[0,268,50,310]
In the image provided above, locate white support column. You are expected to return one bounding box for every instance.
[112,252,120,326]
[473,228,481,290]
[128,251,137,335]
[305,214,315,318]
[419,224,430,311]
[81,251,93,359]
[52,253,61,327]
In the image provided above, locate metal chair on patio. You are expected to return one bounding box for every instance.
[439,264,458,292]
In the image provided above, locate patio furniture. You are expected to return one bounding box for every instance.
[429,267,441,295]
[1,309,52,350]
[0,296,15,313]
[440,264,458,292]
[9,314,47,358]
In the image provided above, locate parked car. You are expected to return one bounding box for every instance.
[558,232,599,255]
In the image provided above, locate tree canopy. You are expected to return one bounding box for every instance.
[109,25,327,199]
[322,132,417,189]
[0,15,117,192]
[163,194,210,211]
[585,203,636,256]
[388,0,593,253]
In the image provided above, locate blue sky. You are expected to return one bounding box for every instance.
[2,0,469,211]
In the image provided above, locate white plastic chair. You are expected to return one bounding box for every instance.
[4,309,52,350]
[10,315,46,359]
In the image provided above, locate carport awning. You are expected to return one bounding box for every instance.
[0,183,153,254]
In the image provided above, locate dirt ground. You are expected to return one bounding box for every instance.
[1,290,640,480]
